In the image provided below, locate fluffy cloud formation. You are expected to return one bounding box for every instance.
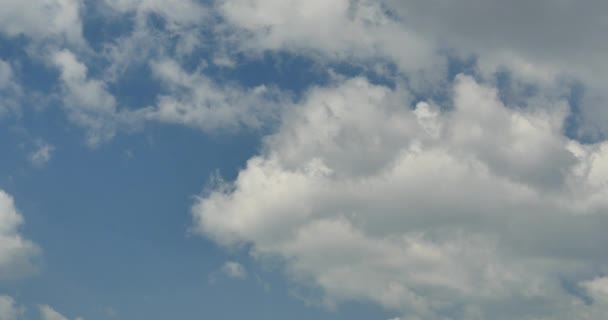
[0,191,39,280]
[0,0,83,43]
[194,75,608,319]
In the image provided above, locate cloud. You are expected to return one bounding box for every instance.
[217,0,442,85]
[0,59,22,117]
[194,75,608,319]
[0,296,21,320]
[50,48,287,144]
[39,305,69,320]
[383,0,608,138]
[104,0,207,26]
[51,49,144,146]
[214,0,608,138]
[145,58,285,131]
[0,190,40,280]
[0,297,80,320]
[0,0,83,44]
[100,0,210,79]
[38,305,82,320]
[221,261,247,280]
[29,143,55,168]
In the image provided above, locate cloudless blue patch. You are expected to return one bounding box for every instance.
[107,64,162,110]
[82,0,136,52]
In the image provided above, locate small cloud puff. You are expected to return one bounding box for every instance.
[221,261,247,280]
[29,142,55,168]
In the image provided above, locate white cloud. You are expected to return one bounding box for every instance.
[0,60,13,89]
[0,190,39,280]
[218,0,442,87]
[194,75,608,319]
[214,0,608,137]
[104,0,207,26]
[0,0,83,44]
[100,0,210,79]
[0,297,80,320]
[221,261,247,279]
[51,49,144,146]
[39,305,69,320]
[145,58,284,131]
[0,59,22,117]
[383,0,608,138]
[38,305,75,320]
[0,296,21,320]
[50,49,286,144]
[29,143,55,168]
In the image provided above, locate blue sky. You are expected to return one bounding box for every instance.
[2,1,608,320]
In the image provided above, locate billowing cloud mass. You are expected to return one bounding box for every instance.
[0,191,39,280]
[194,75,608,319]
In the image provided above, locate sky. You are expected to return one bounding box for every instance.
[2,1,608,319]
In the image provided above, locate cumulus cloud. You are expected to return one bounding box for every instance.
[0,191,39,280]
[194,75,608,319]
[221,261,247,279]
[0,0,83,44]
